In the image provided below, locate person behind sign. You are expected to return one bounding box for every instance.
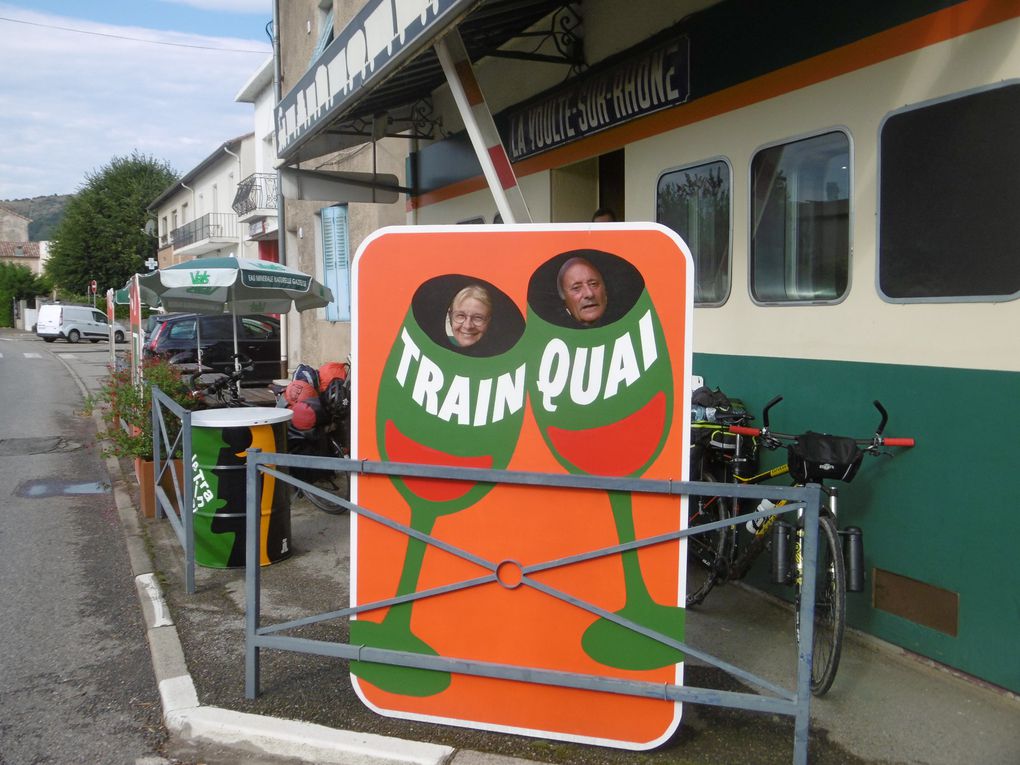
[591,207,617,223]
[558,256,608,327]
[446,284,492,348]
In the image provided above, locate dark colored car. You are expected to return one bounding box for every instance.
[144,313,170,344]
[144,313,282,386]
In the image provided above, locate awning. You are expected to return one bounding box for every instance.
[276,0,572,165]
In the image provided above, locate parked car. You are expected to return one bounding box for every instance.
[36,303,127,343]
[143,312,282,386]
[143,312,176,344]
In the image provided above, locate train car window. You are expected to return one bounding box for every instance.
[878,83,1020,302]
[750,131,850,304]
[657,159,731,306]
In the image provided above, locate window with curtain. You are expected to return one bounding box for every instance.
[750,131,850,303]
[321,204,350,322]
[657,160,731,306]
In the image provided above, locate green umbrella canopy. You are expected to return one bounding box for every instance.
[136,257,333,314]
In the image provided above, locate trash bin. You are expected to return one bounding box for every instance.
[190,407,293,568]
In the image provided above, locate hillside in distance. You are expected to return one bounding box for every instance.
[1,194,73,241]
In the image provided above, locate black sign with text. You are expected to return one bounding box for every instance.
[507,36,690,161]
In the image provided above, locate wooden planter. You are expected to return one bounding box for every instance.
[134,457,185,519]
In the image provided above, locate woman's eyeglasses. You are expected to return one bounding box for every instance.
[450,311,490,327]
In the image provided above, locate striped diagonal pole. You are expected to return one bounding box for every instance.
[434,28,532,224]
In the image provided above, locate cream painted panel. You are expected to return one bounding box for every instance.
[625,17,1020,372]
[412,170,552,226]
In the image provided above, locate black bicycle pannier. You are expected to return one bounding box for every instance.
[787,431,863,483]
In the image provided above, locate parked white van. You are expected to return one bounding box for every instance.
[35,304,127,344]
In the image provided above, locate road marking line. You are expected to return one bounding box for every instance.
[137,573,173,628]
[62,354,77,358]
[24,352,42,358]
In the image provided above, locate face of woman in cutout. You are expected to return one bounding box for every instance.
[449,296,491,347]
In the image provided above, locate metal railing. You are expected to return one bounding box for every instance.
[151,386,197,594]
[169,212,237,249]
[232,173,279,217]
[242,449,825,765]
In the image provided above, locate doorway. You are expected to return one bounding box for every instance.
[550,149,625,222]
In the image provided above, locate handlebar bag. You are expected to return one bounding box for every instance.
[787,432,863,483]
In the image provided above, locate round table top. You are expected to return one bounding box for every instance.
[191,406,293,428]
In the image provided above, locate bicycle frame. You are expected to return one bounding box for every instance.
[727,478,839,583]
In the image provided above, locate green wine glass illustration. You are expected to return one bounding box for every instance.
[351,276,526,696]
[526,251,684,671]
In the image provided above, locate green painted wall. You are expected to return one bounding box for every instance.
[694,352,1020,693]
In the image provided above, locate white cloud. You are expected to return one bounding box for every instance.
[0,5,271,199]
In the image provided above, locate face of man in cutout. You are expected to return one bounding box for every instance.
[560,259,607,326]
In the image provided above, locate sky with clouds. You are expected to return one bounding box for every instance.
[0,0,273,200]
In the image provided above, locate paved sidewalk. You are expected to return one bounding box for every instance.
[49,334,1019,765]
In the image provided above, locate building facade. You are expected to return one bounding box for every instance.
[274,0,1020,694]
[234,57,281,265]
[274,0,406,370]
[148,134,259,269]
[0,205,31,241]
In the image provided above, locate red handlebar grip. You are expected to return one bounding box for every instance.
[882,437,915,447]
[728,425,761,436]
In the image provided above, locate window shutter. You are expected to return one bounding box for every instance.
[311,11,334,63]
[321,205,350,322]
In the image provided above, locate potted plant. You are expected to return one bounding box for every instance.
[88,357,198,517]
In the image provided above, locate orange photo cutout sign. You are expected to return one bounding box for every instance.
[351,224,693,749]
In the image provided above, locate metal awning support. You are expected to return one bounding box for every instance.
[434,29,532,224]
[280,168,407,205]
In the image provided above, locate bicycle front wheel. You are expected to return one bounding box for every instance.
[303,435,349,515]
[802,514,846,696]
[686,470,731,607]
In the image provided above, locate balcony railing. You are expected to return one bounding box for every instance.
[233,173,279,217]
[170,213,237,250]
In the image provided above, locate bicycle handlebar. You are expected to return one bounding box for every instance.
[881,437,915,447]
[722,401,914,451]
[188,353,254,400]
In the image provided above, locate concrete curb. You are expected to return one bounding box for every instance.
[60,350,459,765]
[165,707,453,765]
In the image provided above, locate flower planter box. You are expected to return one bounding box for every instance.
[134,457,185,519]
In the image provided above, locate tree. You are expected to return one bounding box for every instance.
[45,153,177,294]
[0,262,49,327]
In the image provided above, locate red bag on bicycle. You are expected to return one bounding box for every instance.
[787,432,863,483]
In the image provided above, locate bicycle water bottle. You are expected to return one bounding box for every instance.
[746,498,775,533]
[843,526,865,592]
[772,520,793,584]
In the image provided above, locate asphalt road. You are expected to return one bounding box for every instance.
[0,332,302,765]
[0,333,168,763]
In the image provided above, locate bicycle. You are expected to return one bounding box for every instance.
[281,363,351,515]
[687,396,914,695]
[184,353,254,408]
[189,355,352,515]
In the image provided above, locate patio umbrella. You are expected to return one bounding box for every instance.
[137,257,333,381]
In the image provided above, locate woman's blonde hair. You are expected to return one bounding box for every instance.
[449,284,492,312]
